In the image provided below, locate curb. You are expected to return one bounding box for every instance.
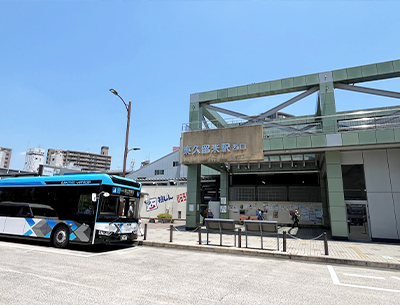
[141,241,400,270]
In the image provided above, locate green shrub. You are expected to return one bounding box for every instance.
[157,213,172,219]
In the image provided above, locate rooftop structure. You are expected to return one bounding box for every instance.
[46,146,111,172]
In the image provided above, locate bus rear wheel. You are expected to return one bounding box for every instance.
[52,225,69,248]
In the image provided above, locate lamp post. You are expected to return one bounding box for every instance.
[109,89,140,177]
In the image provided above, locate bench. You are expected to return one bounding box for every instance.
[149,218,177,223]
[240,216,249,222]
[244,220,279,250]
[240,216,258,223]
[205,218,236,247]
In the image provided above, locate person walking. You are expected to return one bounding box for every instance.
[292,209,301,228]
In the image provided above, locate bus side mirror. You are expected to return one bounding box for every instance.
[92,193,97,202]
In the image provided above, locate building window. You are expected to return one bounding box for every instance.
[341,165,367,200]
[173,161,179,167]
[155,169,164,175]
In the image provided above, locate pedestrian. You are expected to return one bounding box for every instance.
[292,208,301,228]
[208,209,214,218]
[138,216,144,236]
[202,209,208,226]
[256,208,263,220]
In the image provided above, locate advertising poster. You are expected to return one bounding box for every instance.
[146,197,159,212]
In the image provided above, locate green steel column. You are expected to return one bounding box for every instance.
[319,170,330,227]
[319,72,337,133]
[325,151,348,239]
[186,94,203,229]
[186,164,201,229]
[219,171,229,219]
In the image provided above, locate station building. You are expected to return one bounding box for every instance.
[181,59,400,242]
[127,149,220,221]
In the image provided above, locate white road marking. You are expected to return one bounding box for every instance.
[0,242,90,257]
[0,266,100,290]
[392,277,400,281]
[327,265,340,285]
[0,241,141,257]
[343,273,385,280]
[327,265,400,293]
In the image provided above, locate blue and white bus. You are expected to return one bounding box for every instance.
[0,173,142,248]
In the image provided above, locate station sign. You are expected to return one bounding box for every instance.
[180,125,263,164]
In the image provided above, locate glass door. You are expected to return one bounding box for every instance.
[346,201,370,240]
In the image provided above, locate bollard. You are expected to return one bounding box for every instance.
[324,232,329,255]
[238,228,241,248]
[283,231,287,252]
[144,223,147,241]
[170,224,173,242]
[198,225,202,245]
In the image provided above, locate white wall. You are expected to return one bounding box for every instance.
[23,148,45,172]
[0,151,5,168]
[341,149,400,240]
[140,185,187,219]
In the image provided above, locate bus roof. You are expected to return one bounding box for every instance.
[0,173,141,190]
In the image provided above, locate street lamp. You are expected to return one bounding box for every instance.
[109,88,140,177]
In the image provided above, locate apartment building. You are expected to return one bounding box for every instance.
[0,147,12,169]
[46,146,111,172]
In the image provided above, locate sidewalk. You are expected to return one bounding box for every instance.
[138,219,400,270]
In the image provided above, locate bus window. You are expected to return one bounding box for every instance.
[77,194,96,216]
[0,202,29,217]
[97,196,119,221]
[30,204,58,219]
[16,206,32,218]
[127,198,139,220]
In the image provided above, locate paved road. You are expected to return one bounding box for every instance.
[0,238,399,304]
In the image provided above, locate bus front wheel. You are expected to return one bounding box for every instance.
[52,225,69,248]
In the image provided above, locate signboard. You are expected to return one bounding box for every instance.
[42,166,55,176]
[181,125,263,164]
[146,197,159,212]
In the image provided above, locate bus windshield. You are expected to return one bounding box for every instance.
[97,194,139,222]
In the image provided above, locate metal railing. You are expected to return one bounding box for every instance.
[182,107,400,138]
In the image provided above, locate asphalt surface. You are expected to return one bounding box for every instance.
[1,238,400,304]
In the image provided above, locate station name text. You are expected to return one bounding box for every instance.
[183,143,246,156]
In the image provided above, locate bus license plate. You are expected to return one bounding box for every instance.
[120,235,128,241]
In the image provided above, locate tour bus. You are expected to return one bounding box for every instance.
[0,173,142,248]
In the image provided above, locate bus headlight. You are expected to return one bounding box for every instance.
[98,230,112,236]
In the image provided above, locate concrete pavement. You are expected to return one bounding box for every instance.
[138,219,400,270]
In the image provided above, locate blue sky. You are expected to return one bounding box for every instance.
[1,0,399,171]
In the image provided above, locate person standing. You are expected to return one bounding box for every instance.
[138,216,144,236]
[256,208,263,220]
[202,209,208,226]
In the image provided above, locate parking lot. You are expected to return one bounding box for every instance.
[1,237,399,304]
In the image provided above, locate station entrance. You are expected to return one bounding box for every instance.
[196,152,329,228]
